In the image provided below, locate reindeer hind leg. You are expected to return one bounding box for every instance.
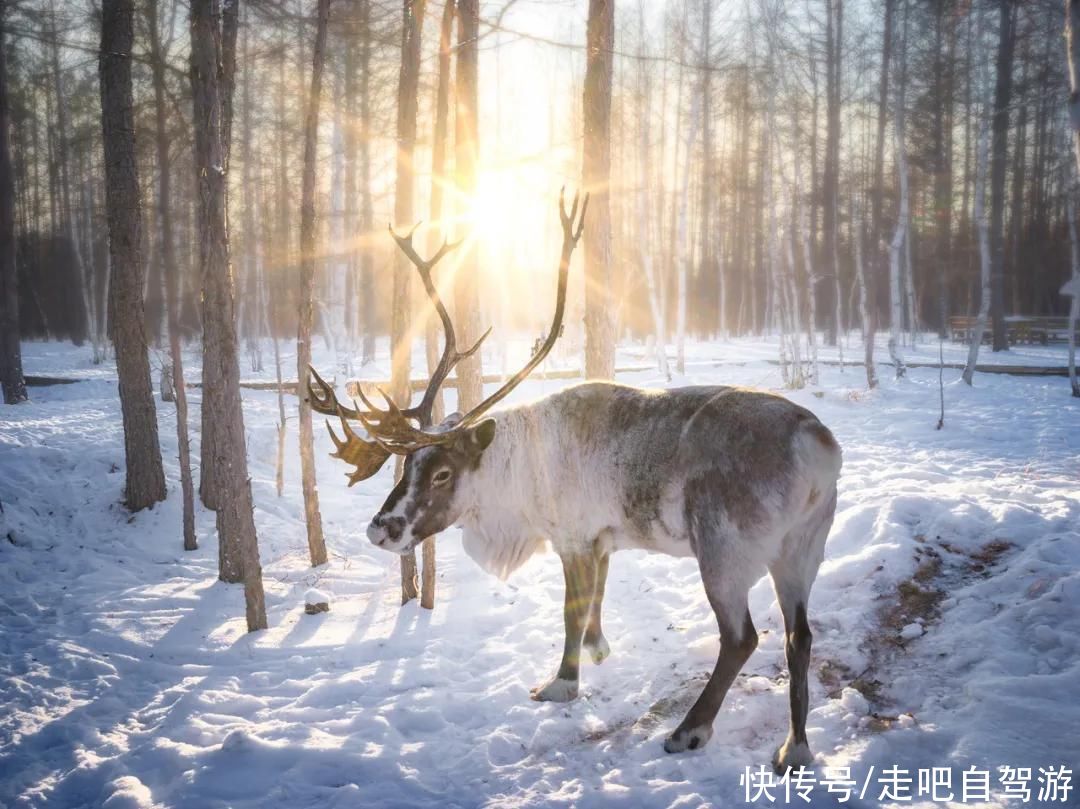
[665,535,759,754]
[769,488,835,772]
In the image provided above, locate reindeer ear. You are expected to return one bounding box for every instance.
[460,418,496,458]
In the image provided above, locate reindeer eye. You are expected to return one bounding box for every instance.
[432,468,453,486]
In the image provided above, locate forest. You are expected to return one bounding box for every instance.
[1,0,1079,807]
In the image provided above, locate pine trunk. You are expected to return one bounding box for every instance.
[888,1,908,378]
[190,0,267,631]
[582,0,616,380]
[99,0,167,511]
[0,2,26,405]
[1064,0,1080,395]
[988,0,1015,352]
[392,0,427,604]
[963,9,993,386]
[358,0,376,365]
[297,0,330,569]
[147,0,195,549]
[454,0,484,408]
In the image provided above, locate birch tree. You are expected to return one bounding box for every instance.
[853,198,876,388]
[674,83,700,376]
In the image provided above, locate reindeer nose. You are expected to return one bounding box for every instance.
[366,521,386,546]
[367,514,405,546]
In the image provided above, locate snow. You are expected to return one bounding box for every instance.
[2,335,1079,808]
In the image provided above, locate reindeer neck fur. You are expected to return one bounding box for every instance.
[451,384,635,578]
[454,396,571,579]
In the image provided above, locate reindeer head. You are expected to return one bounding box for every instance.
[364,414,496,553]
[306,189,588,555]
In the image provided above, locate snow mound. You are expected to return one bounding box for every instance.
[304,587,330,614]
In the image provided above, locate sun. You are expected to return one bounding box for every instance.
[466,170,513,237]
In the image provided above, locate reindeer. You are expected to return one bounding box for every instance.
[306,190,842,771]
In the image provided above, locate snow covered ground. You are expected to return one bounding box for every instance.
[1,336,1078,808]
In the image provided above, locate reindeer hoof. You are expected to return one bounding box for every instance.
[530,677,579,702]
[663,724,713,753]
[584,634,611,664]
[772,736,814,774]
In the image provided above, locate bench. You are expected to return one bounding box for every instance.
[949,315,1079,345]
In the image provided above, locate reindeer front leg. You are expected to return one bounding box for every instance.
[530,551,597,702]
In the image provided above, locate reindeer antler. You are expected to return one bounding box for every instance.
[313,188,588,476]
[386,222,491,429]
[305,367,393,485]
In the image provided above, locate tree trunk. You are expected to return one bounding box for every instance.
[393,0,427,605]
[963,111,992,385]
[343,7,359,360]
[822,0,843,346]
[413,0,458,611]
[454,0,485,407]
[932,2,954,339]
[239,21,262,373]
[888,0,909,379]
[220,0,239,171]
[1068,0,1080,179]
[0,1,26,405]
[582,0,616,379]
[870,0,893,372]
[989,0,1015,352]
[1064,0,1080,395]
[50,1,101,359]
[358,0,376,366]
[297,0,330,569]
[853,199,876,388]
[199,0,241,510]
[675,88,701,375]
[99,0,167,511]
[190,0,267,631]
[698,0,714,341]
[1065,195,1080,398]
[427,0,454,426]
[147,0,195,549]
[329,73,349,377]
[964,9,993,386]
[635,6,669,380]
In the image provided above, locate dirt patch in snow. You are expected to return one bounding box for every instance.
[822,536,1017,715]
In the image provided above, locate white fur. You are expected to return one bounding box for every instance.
[452,390,841,581]
[454,400,640,578]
